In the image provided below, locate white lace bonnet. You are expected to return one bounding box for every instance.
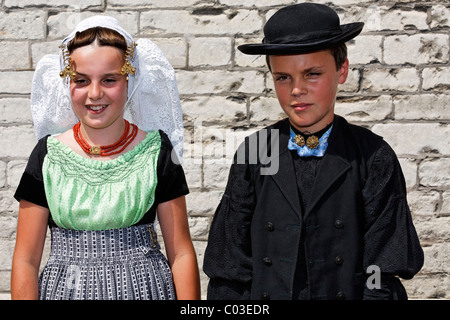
[30,15,184,161]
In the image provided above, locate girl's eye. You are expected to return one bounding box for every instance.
[103,78,119,86]
[73,78,88,85]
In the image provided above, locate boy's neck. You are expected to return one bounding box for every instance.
[290,120,334,139]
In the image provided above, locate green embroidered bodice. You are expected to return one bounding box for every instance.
[43,131,161,230]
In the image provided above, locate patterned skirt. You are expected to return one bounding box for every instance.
[39,223,175,300]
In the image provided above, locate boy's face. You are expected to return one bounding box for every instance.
[269,50,348,133]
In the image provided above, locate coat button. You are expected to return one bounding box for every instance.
[265,222,274,232]
[335,255,344,265]
[261,292,271,300]
[336,291,346,300]
[263,257,272,266]
[334,219,344,229]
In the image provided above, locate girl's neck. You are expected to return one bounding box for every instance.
[79,119,126,146]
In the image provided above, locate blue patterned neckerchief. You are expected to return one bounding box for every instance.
[288,125,333,157]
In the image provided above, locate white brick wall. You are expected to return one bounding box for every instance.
[0,0,449,300]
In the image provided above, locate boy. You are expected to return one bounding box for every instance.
[203,3,423,300]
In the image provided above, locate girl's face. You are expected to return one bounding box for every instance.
[69,44,128,130]
[269,50,349,133]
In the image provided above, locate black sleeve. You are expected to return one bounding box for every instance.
[14,136,49,208]
[362,142,424,299]
[154,130,189,204]
[203,140,255,300]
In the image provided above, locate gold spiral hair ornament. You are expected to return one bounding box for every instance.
[121,42,137,76]
[59,44,77,83]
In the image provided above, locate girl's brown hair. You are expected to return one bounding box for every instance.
[67,27,127,55]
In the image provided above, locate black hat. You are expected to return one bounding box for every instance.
[238,3,364,55]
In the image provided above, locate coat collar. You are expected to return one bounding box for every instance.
[269,116,352,219]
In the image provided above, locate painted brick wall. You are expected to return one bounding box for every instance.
[0,0,448,299]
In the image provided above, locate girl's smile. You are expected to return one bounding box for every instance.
[86,104,108,112]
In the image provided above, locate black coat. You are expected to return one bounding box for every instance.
[203,115,424,300]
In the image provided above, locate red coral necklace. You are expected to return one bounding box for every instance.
[73,120,138,156]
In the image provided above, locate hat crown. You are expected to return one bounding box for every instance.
[237,3,363,55]
[263,3,342,44]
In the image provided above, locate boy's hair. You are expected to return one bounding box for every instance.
[266,42,348,72]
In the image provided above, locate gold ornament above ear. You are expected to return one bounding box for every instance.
[59,44,77,83]
[59,42,137,81]
[121,42,137,76]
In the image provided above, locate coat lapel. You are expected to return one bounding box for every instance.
[269,119,302,218]
[266,116,352,220]
[306,116,351,218]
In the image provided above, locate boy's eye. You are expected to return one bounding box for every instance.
[275,75,289,81]
[306,72,321,78]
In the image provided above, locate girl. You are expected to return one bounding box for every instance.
[11,16,200,300]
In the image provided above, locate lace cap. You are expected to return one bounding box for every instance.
[31,15,184,162]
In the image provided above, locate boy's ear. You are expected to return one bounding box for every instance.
[338,58,349,84]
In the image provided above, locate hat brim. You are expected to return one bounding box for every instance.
[238,22,364,55]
